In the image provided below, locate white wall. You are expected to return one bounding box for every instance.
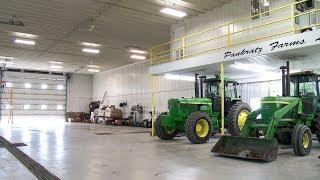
[92,61,194,118]
[67,73,93,113]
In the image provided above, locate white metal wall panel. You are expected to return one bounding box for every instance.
[1,71,66,116]
[66,73,92,113]
[92,62,195,118]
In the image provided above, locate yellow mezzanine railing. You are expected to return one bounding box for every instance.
[149,0,319,65]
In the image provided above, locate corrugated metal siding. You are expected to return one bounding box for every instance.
[66,73,92,113]
[92,62,283,116]
[239,79,282,108]
[92,62,194,117]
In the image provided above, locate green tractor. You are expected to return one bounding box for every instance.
[155,74,251,144]
[212,62,320,161]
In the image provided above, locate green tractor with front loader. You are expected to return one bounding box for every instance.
[155,74,251,144]
[212,62,320,161]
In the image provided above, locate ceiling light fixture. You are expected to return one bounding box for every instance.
[129,49,148,54]
[160,8,187,18]
[14,39,35,45]
[50,65,63,69]
[13,32,38,39]
[230,62,272,73]
[81,42,101,47]
[164,74,194,81]
[87,65,101,68]
[88,69,100,73]
[130,54,146,60]
[82,48,100,54]
[49,61,63,64]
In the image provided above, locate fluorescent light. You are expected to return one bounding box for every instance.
[50,65,63,69]
[130,54,146,60]
[230,62,271,73]
[41,84,48,89]
[129,49,147,54]
[81,42,101,47]
[40,105,47,110]
[49,61,63,64]
[57,85,64,90]
[13,32,38,39]
[88,69,100,73]
[5,82,12,87]
[160,8,187,18]
[57,105,63,110]
[164,73,194,81]
[14,39,35,45]
[24,83,31,88]
[82,48,100,54]
[87,65,101,68]
[23,104,30,110]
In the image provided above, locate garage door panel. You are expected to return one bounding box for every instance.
[3,88,66,96]
[2,110,65,116]
[2,71,67,118]
[2,94,66,101]
[4,71,65,80]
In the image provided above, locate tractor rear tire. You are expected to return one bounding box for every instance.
[155,113,177,140]
[292,125,312,156]
[226,102,251,136]
[185,111,212,144]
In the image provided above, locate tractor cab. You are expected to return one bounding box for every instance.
[289,72,320,114]
[204,78,238,99]
[197,75,240,112]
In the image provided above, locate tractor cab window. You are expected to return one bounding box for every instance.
[290,75,319,97]
[205,81,237,98]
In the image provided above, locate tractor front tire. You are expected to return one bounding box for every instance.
[185,111,212,144]
[226,102,251,136]
[155,113,177,140]
[292,125,312,156]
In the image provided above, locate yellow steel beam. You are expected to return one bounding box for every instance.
[220,62,225,135]
[151,75,156,137]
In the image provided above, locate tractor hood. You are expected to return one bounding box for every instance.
[260,96,302,121]
[168,97,212,105]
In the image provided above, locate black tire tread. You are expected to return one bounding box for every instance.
[226,101,251,136]
[292,125,312,156]
[155,113,177,140]
[185,111,212,144]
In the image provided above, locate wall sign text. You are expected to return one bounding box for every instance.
[224,47,262,59]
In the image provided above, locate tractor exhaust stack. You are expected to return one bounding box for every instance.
[195,73,199,98]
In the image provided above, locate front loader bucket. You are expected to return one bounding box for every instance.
[211,136,278,162]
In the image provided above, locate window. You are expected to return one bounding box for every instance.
[57,85,64,90]
[24,83,31,88]
[57,105,63,110]
[5,82,13,87]
[40,105,47,110]
[41,84,48,89]
[23,104,30,109]
[251,0,270,20]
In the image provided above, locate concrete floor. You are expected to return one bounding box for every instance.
[1,121,320,180]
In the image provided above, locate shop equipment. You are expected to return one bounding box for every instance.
[155,74,251,144]
[212,62,320,161]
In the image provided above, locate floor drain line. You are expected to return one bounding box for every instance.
[0,136,60,180]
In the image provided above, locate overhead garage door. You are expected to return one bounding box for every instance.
[1,70,66,117]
